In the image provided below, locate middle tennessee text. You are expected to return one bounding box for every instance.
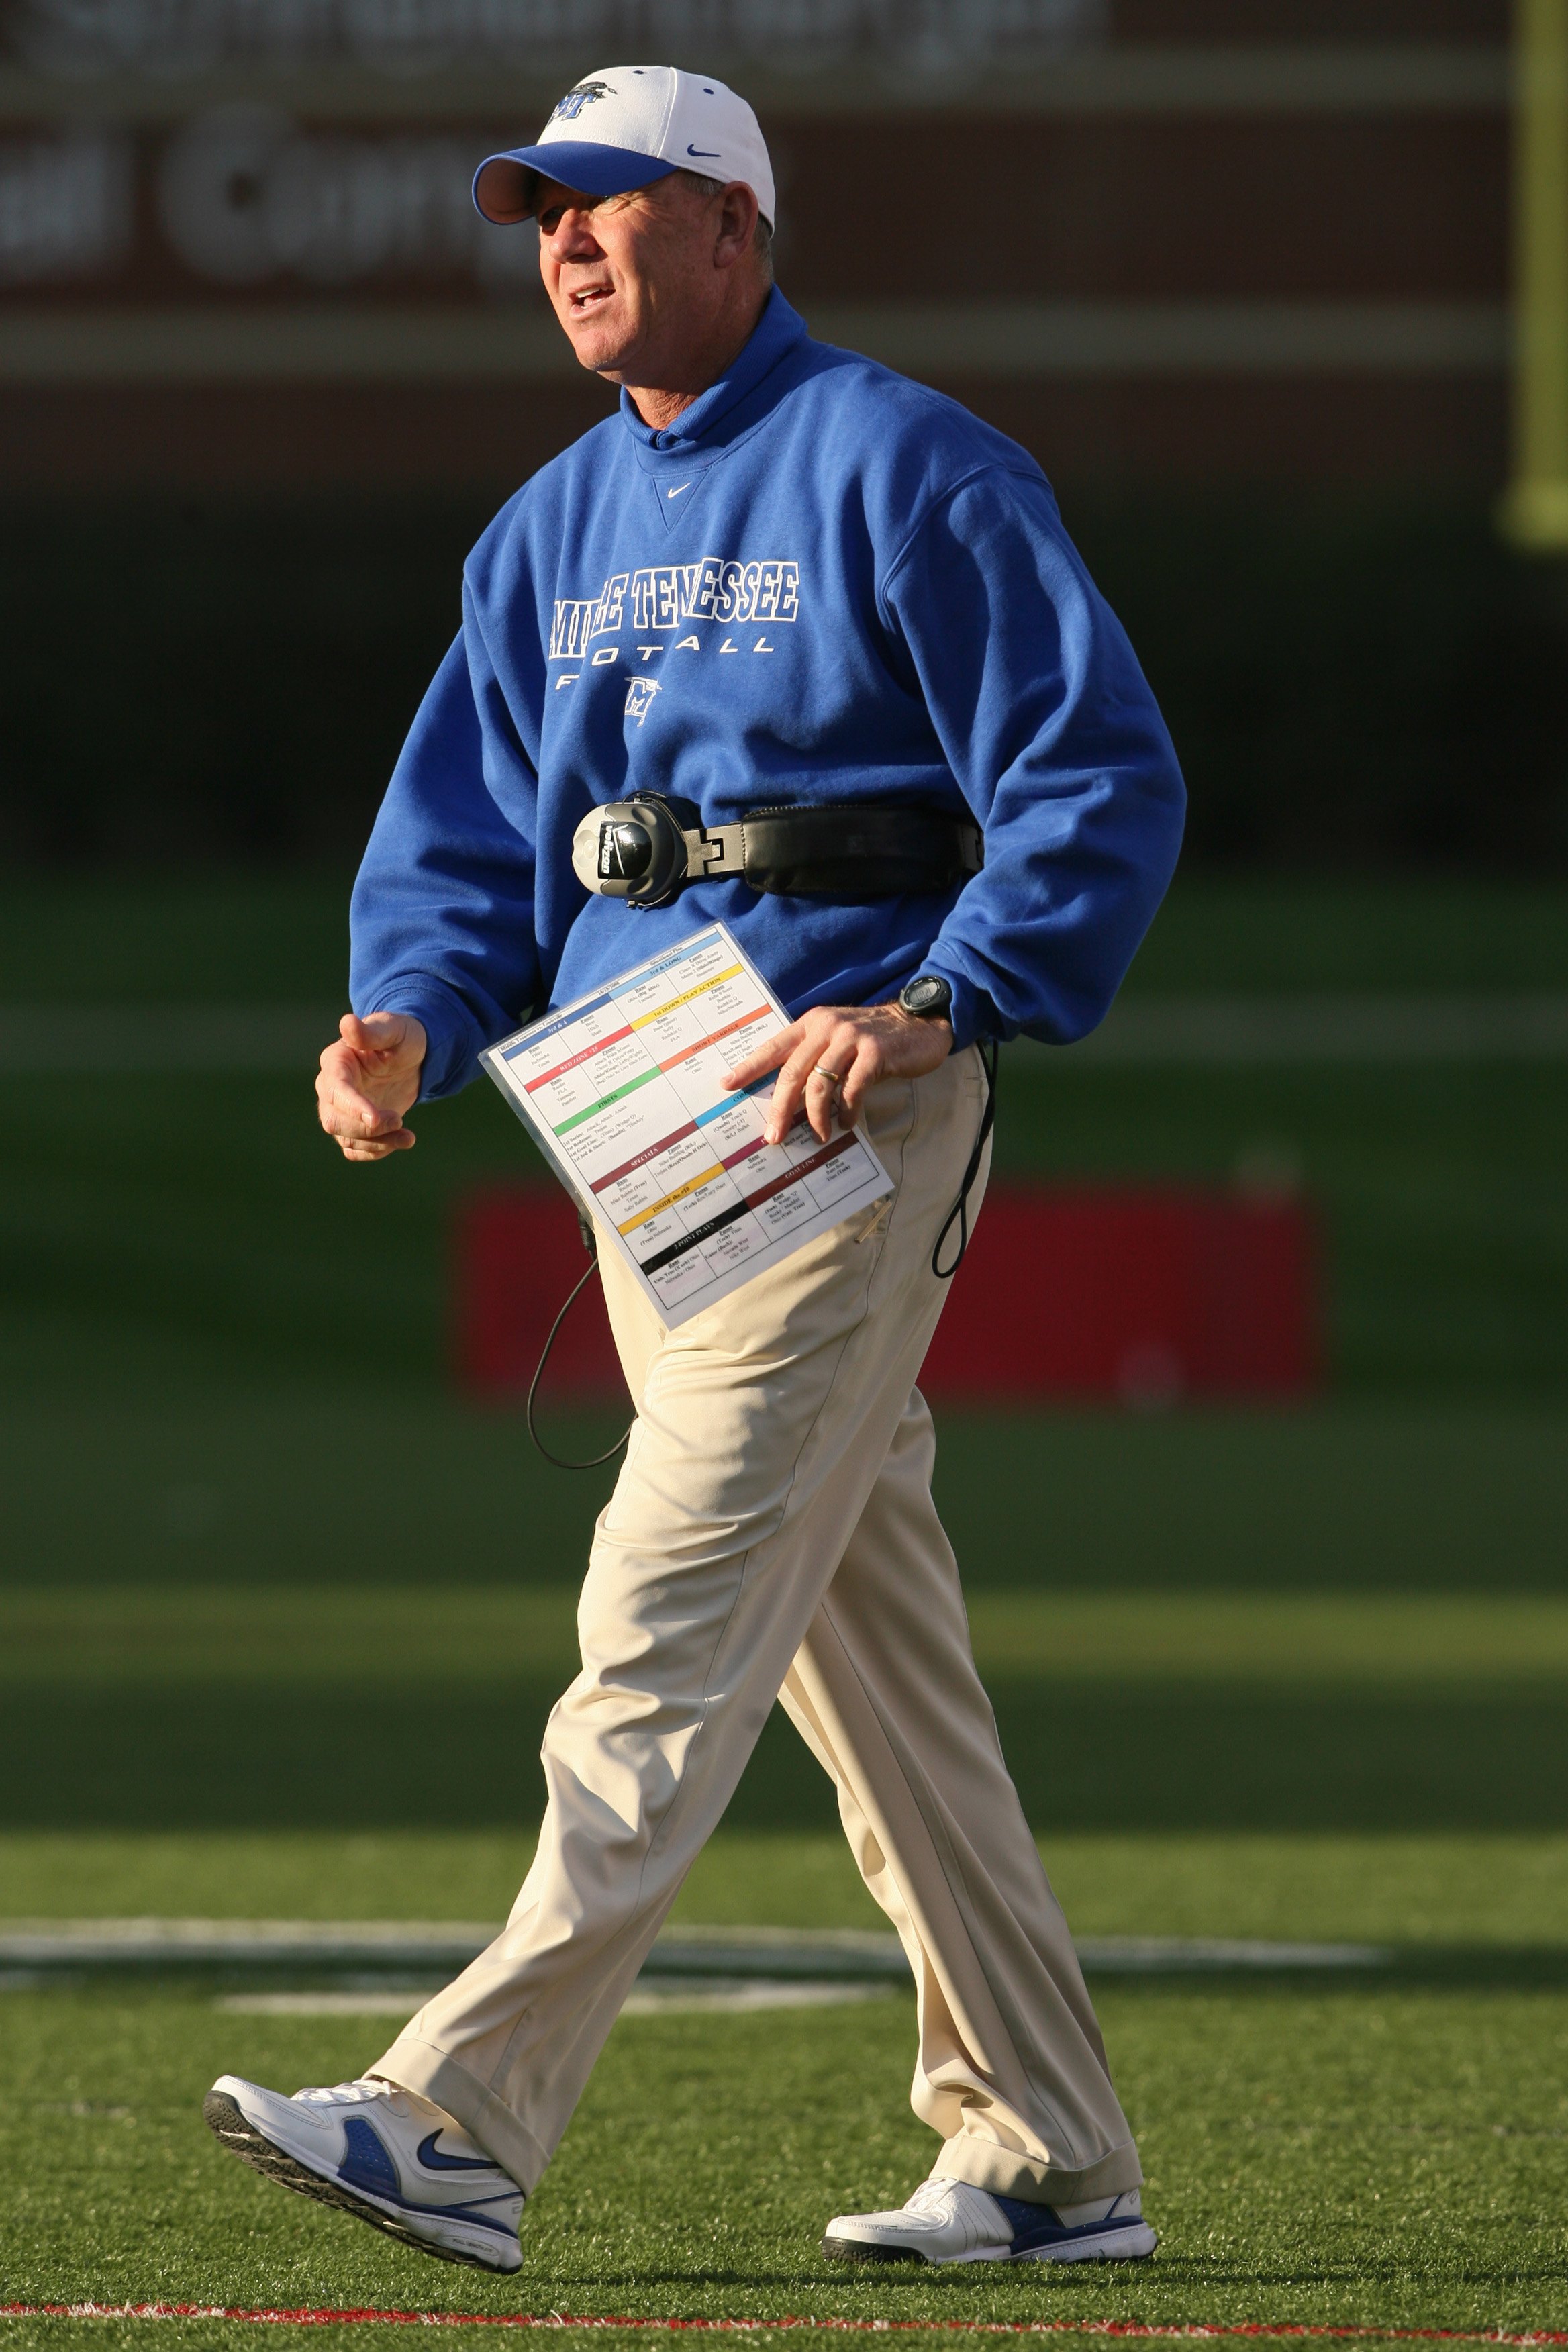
[550,558,803,659]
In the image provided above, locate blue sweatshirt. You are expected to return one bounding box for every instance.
[350,288,1185,1097]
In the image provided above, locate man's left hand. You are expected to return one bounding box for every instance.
[728,1003,953,1147]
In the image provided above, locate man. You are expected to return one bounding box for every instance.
[204,66,1185,2277]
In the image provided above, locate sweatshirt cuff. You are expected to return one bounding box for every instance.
[918,959,993,1056]
[360,983,484,1101]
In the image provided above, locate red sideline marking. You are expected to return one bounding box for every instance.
[5,2309,1568,2343]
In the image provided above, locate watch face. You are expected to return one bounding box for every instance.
[901,975,952,1018]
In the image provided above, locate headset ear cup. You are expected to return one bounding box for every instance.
[622,792,695,906]
[571,799,681,901]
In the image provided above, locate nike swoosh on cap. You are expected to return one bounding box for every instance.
[687,145,720,158]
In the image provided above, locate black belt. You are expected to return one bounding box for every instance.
[571,792,983,909]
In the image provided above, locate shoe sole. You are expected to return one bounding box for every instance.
[201,2090,521,2274]
[822,2223,1158,2267]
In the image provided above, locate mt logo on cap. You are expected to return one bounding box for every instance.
[550,81,615,123]
[473,65,775,232]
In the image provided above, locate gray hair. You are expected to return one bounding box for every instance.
[681,169,774,280]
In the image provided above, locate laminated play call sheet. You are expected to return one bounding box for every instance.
[482,923,892,1327]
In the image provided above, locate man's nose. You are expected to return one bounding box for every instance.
[548,207,603,261]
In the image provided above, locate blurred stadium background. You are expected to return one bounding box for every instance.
[5,0,1568,1819]
[5,1,1568,2321]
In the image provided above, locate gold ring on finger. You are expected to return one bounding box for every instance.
[813,1065,843,1087]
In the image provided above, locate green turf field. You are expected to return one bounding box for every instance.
[5,1975,1568,2342]
[5,874,1568,2345]
[4,1831,1568,2346]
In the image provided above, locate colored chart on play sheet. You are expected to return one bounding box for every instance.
[481,924,892,1326]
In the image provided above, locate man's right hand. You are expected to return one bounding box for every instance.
[317,1012,428,1162]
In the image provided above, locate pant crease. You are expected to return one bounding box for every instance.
[810,1589,1086,2171]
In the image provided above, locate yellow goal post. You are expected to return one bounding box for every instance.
[1504,0,1568,548]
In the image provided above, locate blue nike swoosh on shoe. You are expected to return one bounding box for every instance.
[336,2123,516,2237]
[415,2130,501,2173]
[993,2192,1146,2255]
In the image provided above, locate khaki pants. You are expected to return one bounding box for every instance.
[376,1047,1140,2208]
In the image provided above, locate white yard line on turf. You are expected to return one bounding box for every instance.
[216,1979,896,2017]
[0,1924,1391,1978]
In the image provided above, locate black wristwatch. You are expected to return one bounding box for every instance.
[898,974,954,1022]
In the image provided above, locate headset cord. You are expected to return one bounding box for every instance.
[931,1034,999,1281]
[526,1212,633,1471]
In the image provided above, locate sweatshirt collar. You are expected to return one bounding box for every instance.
[618,287,810,454]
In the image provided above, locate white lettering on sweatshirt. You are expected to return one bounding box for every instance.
[550,557,799,658]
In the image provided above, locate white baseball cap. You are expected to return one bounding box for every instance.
[473,66,774,231]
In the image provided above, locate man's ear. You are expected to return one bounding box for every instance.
[714,180,760,270]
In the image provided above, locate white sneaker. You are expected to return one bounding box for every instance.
[823,2176,1157,2265]
[203,2075,523,2272]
